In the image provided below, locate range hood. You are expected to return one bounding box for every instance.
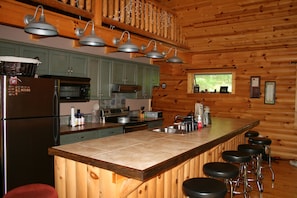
[112,84,142,93]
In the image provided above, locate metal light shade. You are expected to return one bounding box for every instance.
[75,21,105,46]
[165,48,183,63]
[166,48,183,63]
[113,31,139,52]
[141,40,164,59]
[24,5,58,36]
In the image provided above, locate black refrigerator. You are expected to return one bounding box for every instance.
[0,75,60,195]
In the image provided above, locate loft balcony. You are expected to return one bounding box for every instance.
[13,0,187,48]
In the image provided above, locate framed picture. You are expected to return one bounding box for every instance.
[264,81,276,104]
[250,76,261,98]
[220,86,228,93]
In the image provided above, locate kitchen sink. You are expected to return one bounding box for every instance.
[152,127,188,134]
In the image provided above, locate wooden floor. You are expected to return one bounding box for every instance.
[228,159,297,198]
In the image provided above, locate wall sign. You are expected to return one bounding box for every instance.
[264,81,276,104]
[250,76,261,98]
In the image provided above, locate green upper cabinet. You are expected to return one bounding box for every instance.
[19,46,49,75]
[112,61,137,85]
[138,65,160,98]
[49,50,88,77]
[0,42,20,56]
[88,57,112,99]
[99,59,112,99]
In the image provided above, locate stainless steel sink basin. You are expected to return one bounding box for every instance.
[152,127,186,134]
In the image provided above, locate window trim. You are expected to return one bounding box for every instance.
[187,71,236,94]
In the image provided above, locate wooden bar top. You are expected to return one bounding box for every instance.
[49,117,259,181]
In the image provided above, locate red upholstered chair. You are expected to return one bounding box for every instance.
[3,183,58,198]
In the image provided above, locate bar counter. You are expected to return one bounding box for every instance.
[49,117,259,198]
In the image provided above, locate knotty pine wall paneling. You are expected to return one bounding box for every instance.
[152,48,297,160]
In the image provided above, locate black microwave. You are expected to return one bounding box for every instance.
[40,75,90,102]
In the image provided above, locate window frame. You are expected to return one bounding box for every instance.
[187,71,236,94]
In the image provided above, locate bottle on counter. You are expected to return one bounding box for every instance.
[198,115,203,130]
[70,106,76,127]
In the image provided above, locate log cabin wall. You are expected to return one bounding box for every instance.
[152,0,297,160]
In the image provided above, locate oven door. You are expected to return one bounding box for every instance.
[124,123,148,133]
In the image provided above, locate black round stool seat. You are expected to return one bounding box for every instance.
[183,178,227,198]
[222,150,251,163]
[249,137,272,145]
[238,144,264,155]
[245,130,259,138]
[203,162,239,179]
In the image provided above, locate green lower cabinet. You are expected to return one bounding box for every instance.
[99,126,123,138]
[60,126,123,145]
[147,120,163,129]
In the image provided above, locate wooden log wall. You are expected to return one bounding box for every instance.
[152,47,297,160]
[54,133,245,198]
[151,0,297,160]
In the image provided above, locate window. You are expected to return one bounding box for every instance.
[188,72,235,94]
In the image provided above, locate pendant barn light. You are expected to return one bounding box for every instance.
[164,47,183,63]
[113,31,139,52]
[75,20,105,46]
[141,40,164,59]
[24,5,58,36]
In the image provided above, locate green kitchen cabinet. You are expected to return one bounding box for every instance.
[147,120,163,129]
[112,61,137,85]
[0,41,20,56]
[60,126,123,145]
[60,130,100,145]
[89,57,112,99]
[20,46,49,75]
[49,50,88,77]
[138,65,160,98]
[99,126,123,138]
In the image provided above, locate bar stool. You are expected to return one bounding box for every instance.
[244,130,259,143]
[203,162,239,198]
[222,150,252,198]
[238,144,265,193]
[3,183,58,198]
[249,136,275,188]
[183,177,227,198]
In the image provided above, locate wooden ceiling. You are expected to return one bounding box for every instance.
[156,0,297,54]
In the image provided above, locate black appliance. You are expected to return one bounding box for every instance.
[40,75,90,102]
[0,75,60,195]
[102,108,148,133]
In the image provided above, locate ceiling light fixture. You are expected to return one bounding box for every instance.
[141,40,164,59]
[74,20,105,46]
[113,31,139,52]
[24,5,58,36]
[164,47,183,63]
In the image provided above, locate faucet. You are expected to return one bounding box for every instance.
[174,115,185,123]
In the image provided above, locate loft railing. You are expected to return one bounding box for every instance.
[22,0,186,45]
[101,0,185,44]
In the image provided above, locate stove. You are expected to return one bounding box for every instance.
[101,108,148,132]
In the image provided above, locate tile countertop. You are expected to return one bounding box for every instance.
[50,117,259,181]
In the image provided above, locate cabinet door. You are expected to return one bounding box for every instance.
[49,51,70,76]
[136,64,144,98]
[0,42,20,56]
[88,57,100,99]
[49,51,88,77]
[20,46,49,75]
[99,59,112,99]
[112,61,125,84]
[125,63,137,85]
[151,66,160,86]
[60,130,100,145]
[69,54,88,77]
[99,127,123,138]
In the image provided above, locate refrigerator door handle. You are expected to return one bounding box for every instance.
[53,80,60,146]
